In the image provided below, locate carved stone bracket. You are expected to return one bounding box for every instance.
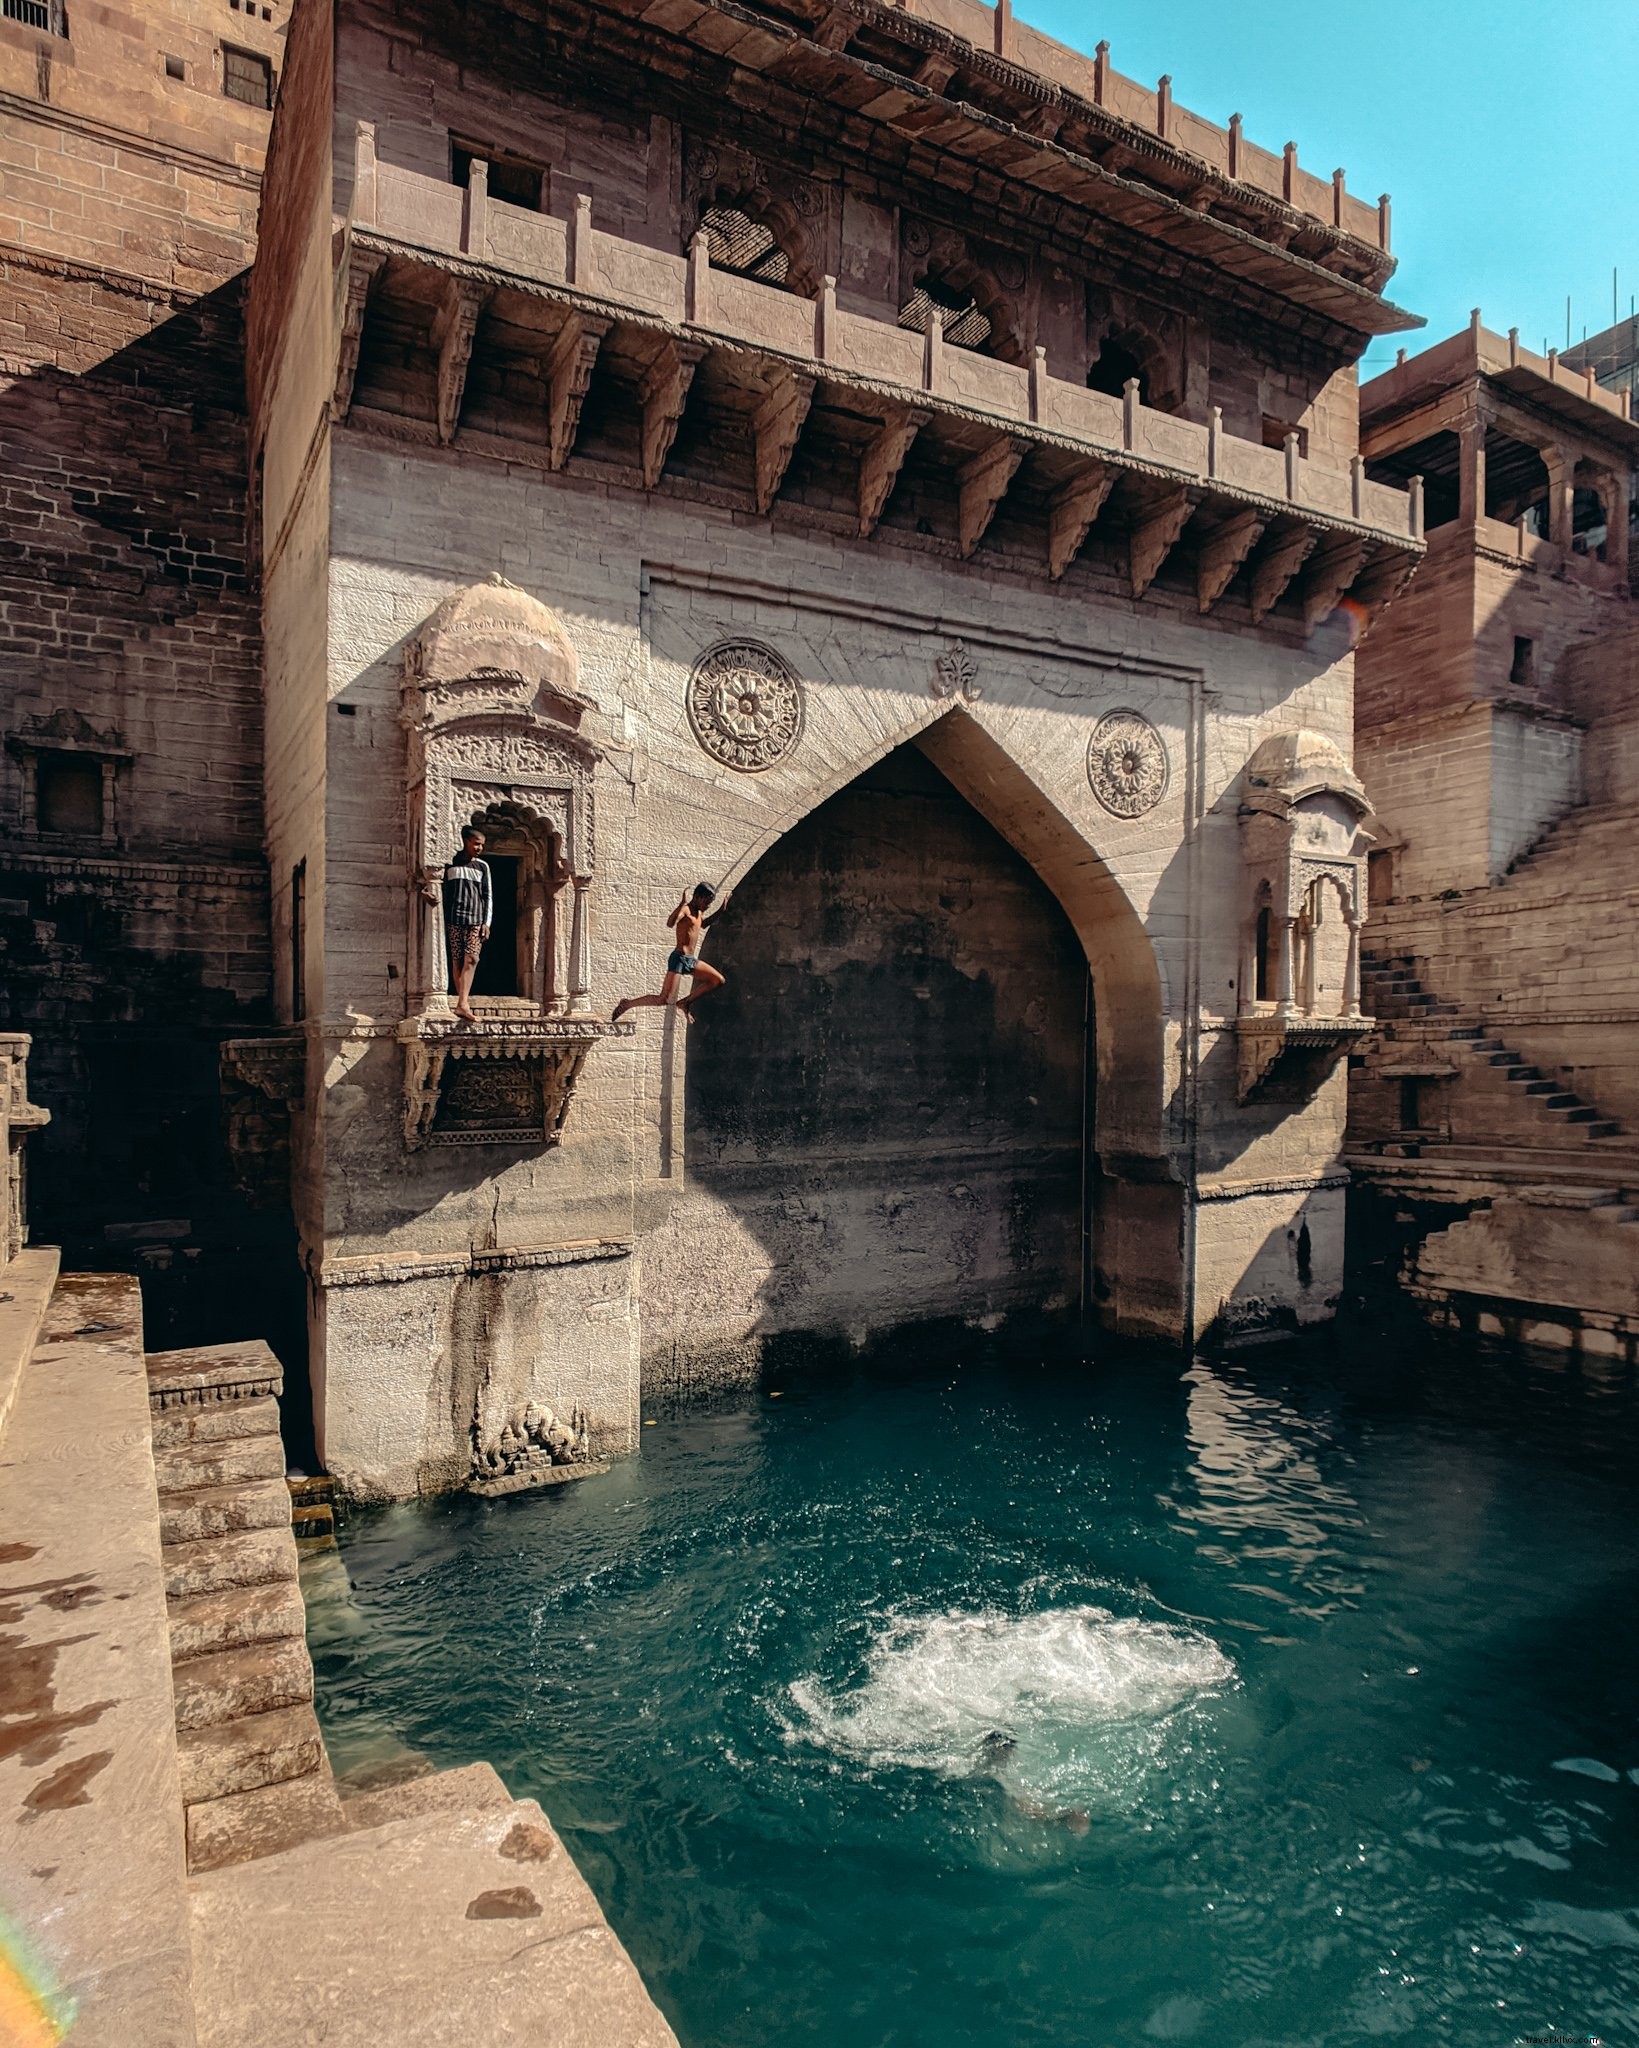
[752,365,815,514]
[220,1032,305,1208]
[432,277,492,446]
[858,404,928,537]
[957,435,1027,557]
[1047,461,1115,580]
[333,246,386,424]
[1128,485,1195,598]
[400,1016,632,1150]
[1249,521,1318,623]
[1196,506,1267,613]
[546,311,611,470]
[1236,1014,1373,1104]
[1302,533,1369,632]
[931,640,980,702]
[639,337,706,488]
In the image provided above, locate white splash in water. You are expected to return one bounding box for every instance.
[785,1605,1234,1811]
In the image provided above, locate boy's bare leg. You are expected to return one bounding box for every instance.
[450,935,479,1021]
[613,971,681,1023]
[677,962,725,1018]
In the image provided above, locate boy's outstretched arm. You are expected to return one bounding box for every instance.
[664,890,688,930]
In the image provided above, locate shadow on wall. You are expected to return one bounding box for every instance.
[665,741,1090,1373]
[0,280,307,1446]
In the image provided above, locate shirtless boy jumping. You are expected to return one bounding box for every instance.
[611,882,725,1024]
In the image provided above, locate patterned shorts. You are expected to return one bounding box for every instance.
[447,923,484,972]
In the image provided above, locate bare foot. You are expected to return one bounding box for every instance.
[612,999,633,1023]
[454,1004,478,1023]
[676,997,694,1022]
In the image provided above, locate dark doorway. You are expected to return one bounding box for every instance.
[469,854,520,997]
[682,741,1087,1345]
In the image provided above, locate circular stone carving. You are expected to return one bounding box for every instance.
[1087,709,1169,818]
[686,640,805,774]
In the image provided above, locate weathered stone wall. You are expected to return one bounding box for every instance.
[303,426,1364,1490]
[0,0,293,1352]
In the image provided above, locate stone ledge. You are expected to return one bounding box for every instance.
[0,1243,59,1445]
[468,1459,611,1499]
[147,1341,284,1411]
[314,1240,633,1289]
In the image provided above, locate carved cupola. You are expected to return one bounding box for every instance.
[1235,729,1376,1103]
[398,576,629,1149]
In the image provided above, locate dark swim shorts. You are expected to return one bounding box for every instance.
[667,948,699,976]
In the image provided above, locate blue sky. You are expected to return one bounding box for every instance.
[1017,0,1639,373]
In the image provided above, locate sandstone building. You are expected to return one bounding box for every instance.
[2,0,1433,1500]
[1348,317,1639,1354]
[236,0,1423,1497]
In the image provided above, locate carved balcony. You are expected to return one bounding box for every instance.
[400,1014,633,1151]
[334,128,1424,630]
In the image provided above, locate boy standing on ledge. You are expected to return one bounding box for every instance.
[612,882,726,1024]
[437,824,492,1022]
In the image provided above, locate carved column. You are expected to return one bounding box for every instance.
[1601,468,1630,577]
[1275,916,1297,1017]
[1458,415,1486,525]
[1544,444,1574,548]
[568,879,592,1015]
[1344,916,1362,1019]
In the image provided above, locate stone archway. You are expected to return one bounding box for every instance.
[640,705,1174,1381]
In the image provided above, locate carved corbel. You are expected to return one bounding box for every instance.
[1046,460,1115,580]
[957,435,1028,558]
[639,337,706,489]
[1196,506,1266,613]
[1302,534,1369,633]
[812,2,856,49]
[858,404,928,536]
[1128,485,1194,599]
[431,277,492,446]
[1249,521,1318,623]
[546,311,611,471]
[403,1040,450,1149]
[913,52,959,90]
[1342,545,1421,638]
[752,365,815,515]
[332,248,386,423]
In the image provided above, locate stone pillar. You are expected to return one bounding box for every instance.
[1275,915,1297,1016]
[1344,917,1362,1018]
[568,879,592,1014]
[1601,469,1630,577]
[1544,444,1574,548]
[417,876,450,1013]
[1458,416,1486,524]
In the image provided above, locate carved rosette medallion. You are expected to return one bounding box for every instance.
[932,640,980,702]
[686,640,805,773]
[1087,709,1169,819]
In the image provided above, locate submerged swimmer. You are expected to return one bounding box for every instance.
[977,1731,1091,1836]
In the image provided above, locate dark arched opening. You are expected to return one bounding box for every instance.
[1087,337,1147,402]
[682,741,1089,1348]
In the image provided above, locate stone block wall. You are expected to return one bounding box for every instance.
[0,0,296,1361]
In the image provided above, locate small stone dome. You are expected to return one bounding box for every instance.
[409,574,587,707]
[1242,728,1368,815]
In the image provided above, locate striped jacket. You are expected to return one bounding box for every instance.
[441,857,493,929]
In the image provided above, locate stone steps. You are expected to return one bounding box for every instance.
[188,1775,680,2048]
[148,1340,346,1880]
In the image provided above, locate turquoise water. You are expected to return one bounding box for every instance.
[308,1327,1639,2047]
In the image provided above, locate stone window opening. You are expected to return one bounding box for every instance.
[1253,894,1276,1003]
[289,859,306,1024]
[1296,872,1353,1018]
[1398,1077,1426,1131]
[458,800,573,1013]
[2,0,67,33]
[1572,466,1611,559]
[1366,429,1461,530]
[221,43,272,107]
[1483,428,1549,531]
[36,753,102,838]
[451,138,544,212]
[1509,635,1536,689]
[699,200,791,288]
[1262,415,1309,457]
[898,275,993,354]
[1367,847,1396,906]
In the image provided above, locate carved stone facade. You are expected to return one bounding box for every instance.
[238,0,1419,1497]
[1236,731,1373,1102]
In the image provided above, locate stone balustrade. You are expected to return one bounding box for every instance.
[352,130,1423,565]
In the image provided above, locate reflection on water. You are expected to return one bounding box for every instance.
[311,1326,1639,2048]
